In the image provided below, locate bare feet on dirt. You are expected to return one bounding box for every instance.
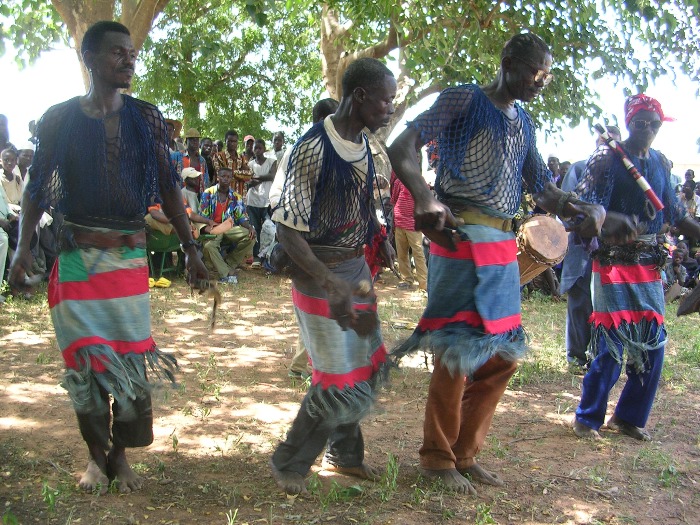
[573,419,602,440]
[606,415,651,441]
[418,467,477,495]
[78,458,109,495]
[322,462,382,481]
[459,463,504,486]
[270,459,308,495]
[107,449,144,494]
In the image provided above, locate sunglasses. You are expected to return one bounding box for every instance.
[509,55,554,86]
[631,119,662,131]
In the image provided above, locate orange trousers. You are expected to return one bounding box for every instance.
[419,354,517,470]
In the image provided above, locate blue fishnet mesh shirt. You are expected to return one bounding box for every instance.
[575,144,686,233]
[272,121,376,248]
[409,84,552,218]
[27,95,180,228]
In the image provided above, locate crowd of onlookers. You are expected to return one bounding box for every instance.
[1,110,699,304]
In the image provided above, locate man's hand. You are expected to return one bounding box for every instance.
[247,225,256,240]
[8,248,38,293]
[413,194,463,250]
[323,273,357,330]
[566,201,606,238]
[184,249,209,290]
[599,211,639,245]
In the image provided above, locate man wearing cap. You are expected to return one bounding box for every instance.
[242,135,255,163]
[572,94,700,442]
[16,142,35,181]
[171,128,209,209]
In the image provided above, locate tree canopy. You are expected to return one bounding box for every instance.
[2,0,699,142]
[133,0,321,141]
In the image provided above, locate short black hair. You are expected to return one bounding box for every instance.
[341,58,393,99]
[224,130,238,140]
[502,32,550,62]
[218,167,233,175]
[201,137,212,143]
[81,21,130,56]
[255,138,265,146]
[312,98,340,124]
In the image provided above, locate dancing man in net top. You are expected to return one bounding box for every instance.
[387,33,607,495]
[9,21,208,495]
[571,94,700,442]
[269,58,396,495]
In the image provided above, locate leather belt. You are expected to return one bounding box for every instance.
[311,245,365,267]
[71,229,147,250]
[457,210,513,232]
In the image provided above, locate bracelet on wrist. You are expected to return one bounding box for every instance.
[180,239,198,252]
[556,191,576,220]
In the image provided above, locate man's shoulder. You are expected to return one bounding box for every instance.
[127,95,160,113]
[40,97,80,122]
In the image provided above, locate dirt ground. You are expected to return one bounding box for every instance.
[1,268,699,525]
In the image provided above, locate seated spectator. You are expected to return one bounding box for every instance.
[180,167,205,212]
[1,148,23,208]
[199,168,255,284]
[676,242,698,288]
[679,182,699,218]
[171,129,209,210]
[145,199,214,238]
[663,250,690,302]
[16,142,34,181]
[0,181,15,301]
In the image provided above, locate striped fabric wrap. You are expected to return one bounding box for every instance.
[590,252,666,374]
[292,255,388,425]
[49,234,177,419]
[393,224,527,379]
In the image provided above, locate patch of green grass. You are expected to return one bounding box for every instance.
[377,453,399,502]
[475,503,498,524]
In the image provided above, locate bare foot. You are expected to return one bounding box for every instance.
[78,459,109,495]
[573,419,602,440]
[270,459,307,495]
[459,463,504,486]
[606,415,651,441]
[418,467,477,495]
[107,449,143,494]
[323,462,381,481]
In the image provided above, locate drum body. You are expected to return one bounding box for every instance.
[516,215,568,285]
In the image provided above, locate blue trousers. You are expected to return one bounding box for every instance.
[565,273,593,365]
[575,326,665,431]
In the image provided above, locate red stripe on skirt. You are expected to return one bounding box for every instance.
[48,265,150,307]
[311,344,387,389]
[482,313,522,334]
[292,287,377,317]
[431,239,517,266]
[417,310,521,335]
[418,311,483,331]
[590,310,664,329]
[62,336,157,371]
[592,262,659,285]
